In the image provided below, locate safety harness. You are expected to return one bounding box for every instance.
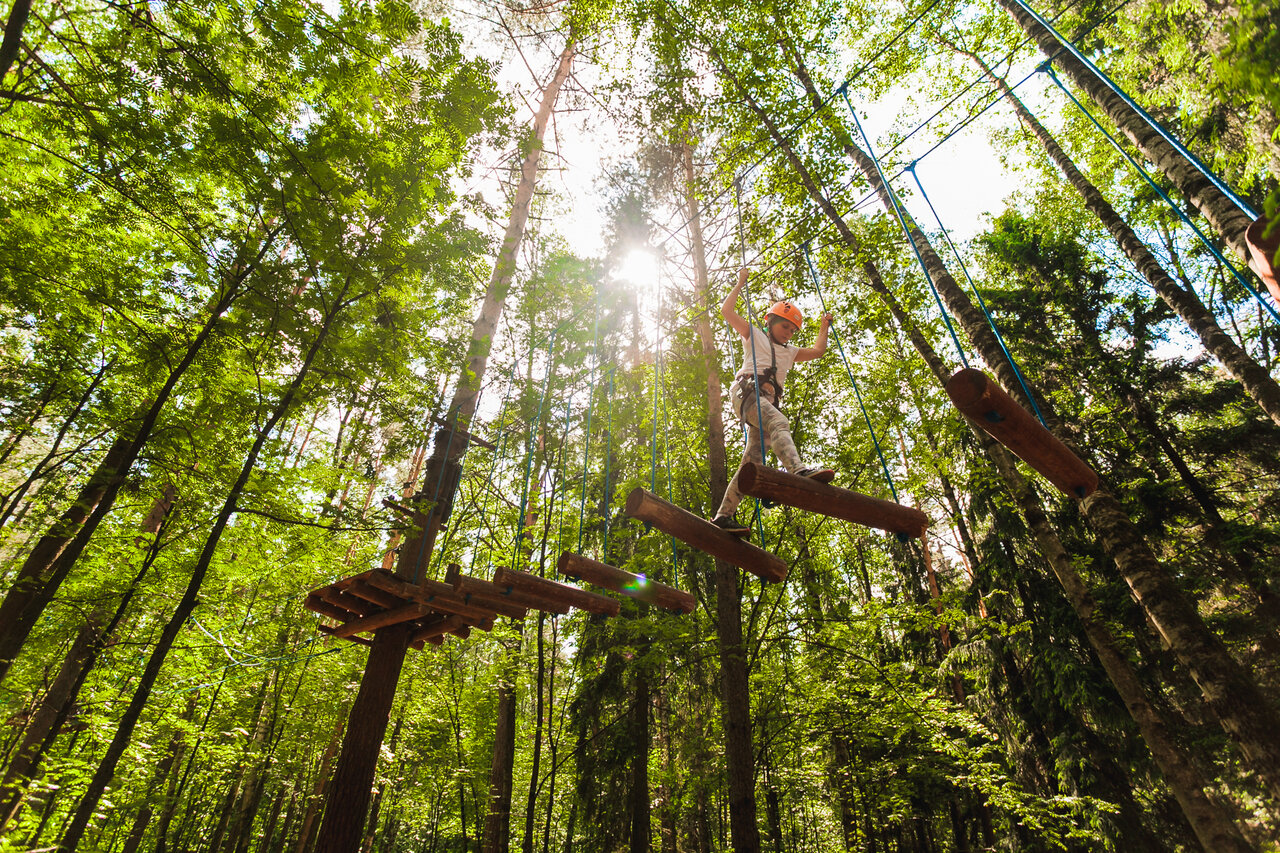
[736,327,784,419]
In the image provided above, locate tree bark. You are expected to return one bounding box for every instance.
[481,675,518,853]
[316,38,576,853]
[995,0,1255,261]
[952,42,1280,427]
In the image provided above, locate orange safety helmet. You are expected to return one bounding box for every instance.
[765,300,803,328]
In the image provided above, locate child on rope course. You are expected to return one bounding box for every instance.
[711,267,834,536]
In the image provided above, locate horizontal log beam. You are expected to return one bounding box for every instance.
[945,368,1098,498]
[347,580,402,610]
[454,573,570,615]
[305,594,355,624]
[623,488,788,583]
[318,624,372,645]
[315,587,378,617]
[492,567,620,617]
[363,570,501,628]
[737,463,928,540]
[332,602,431,639]
[410,616,470,649]
[557,552,695,614]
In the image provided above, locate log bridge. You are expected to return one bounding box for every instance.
[737,462,928,541]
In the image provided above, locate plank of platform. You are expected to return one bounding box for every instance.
[332,602,432,639]
[492,567,621,616]
[945,368,1098,498]
[737,463,929,540]
[363,570,505,627]
[557,552,695,614]
[623,488,788,583]
[451,571,572,615]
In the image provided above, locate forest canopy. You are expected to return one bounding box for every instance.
[1,0,1278,852]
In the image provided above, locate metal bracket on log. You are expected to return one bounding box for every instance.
[623,488,788,583]
[945,368,1098,498]
[557,551,696,614]
[737,462,928,540]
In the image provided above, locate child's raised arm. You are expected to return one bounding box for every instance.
[720,267,752,339]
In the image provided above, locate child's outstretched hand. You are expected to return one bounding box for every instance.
[820,312,833,328]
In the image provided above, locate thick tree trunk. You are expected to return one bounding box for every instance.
[481,676,518,853]
[59,273,346,851]
[724,45,1261,845]
[316,39,576,853]
[995,0,1255,260]
[799,71,1280,802]
[954,44,1280,427]
[0,0,32,83]
[630,671,651,853]
[680,132,761,853]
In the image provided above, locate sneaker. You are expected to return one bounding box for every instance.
[796,467,835,484]
[711,515,750,536]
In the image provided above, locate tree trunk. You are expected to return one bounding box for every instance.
[316,39,575,853]
[680,132,761,853]
[774,53,1280,802]
[481,675,518,853]
[629,670,651,853]
[59,272,346,851]
[995,0,1255,260]
[0,250,266,683]
[952,42,1280,427]
[0,0,32,83]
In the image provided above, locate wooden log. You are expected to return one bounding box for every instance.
[453,573,571,615]
[945,368,1099,498]
[410,616,469,649]
[305,594,356,624]
[362,570,504,627]
[315,587,378,617]
[557,552,695,614]
[492,567,621,617]
[1246,213,1280,305]
[318,624,373,646]
[332,602,431,639]
[737,463,928,541]
[346,580,402,610]
[623,488,788,584]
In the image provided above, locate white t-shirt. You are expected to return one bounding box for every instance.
[733,325,799,396]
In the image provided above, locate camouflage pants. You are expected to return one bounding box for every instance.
[716,382,803,518]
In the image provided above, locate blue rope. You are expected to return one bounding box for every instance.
[601,366,617,561]
[735,176,769,546]
[840,85,971,369]
[1013,0,1257,221]
[905,165,1049,427]
[802,243,901,504]
[1043,65,1280,327]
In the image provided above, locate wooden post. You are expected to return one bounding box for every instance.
[944,368,1099,498]
[737,463,928,540]
[492,566,621,617]
[557,552,695,614]
[1246,214,1280,305]
[623,488,788,584]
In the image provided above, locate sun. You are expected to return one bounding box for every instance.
[615,248,662,296]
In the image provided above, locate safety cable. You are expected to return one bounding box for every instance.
[802,243,901,504]
[840,87,971,370]
[735,177,771,546]
[905,165,1048,427]
[1014,0,1257,222]
[577,286,601,554]
[1043,65,1280,327]
[601,366,618,561]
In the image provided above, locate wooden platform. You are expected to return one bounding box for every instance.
[304,566,612,650]
[737,462,928,540]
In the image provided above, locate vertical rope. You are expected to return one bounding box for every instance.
[840,86,972,369]
[905,165,1049,426]
[1014,0,1257,221]
[735,176,770,546]
[802,243,901,504]
[1043,64,1280,326]
[601,366,617,562]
